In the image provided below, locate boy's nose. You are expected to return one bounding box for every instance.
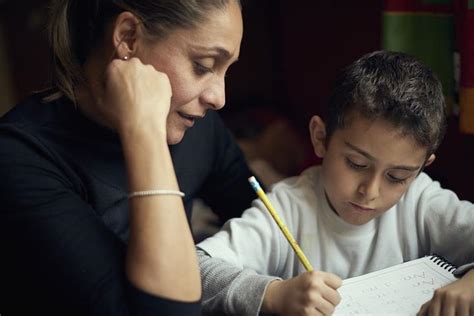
[357,175,380,201]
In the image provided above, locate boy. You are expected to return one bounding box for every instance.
[197,51,474,316]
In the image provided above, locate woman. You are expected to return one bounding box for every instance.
[0,0,255,314]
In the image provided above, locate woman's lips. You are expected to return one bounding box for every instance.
[178,112,201,127]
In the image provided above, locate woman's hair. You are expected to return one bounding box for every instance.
[325,50,447,156]
[46,0,241,103]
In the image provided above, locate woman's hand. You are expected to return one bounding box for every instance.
[417,269,474,316]
[97,57,172,136]
[110,57,201,301]
[263,271,342,316]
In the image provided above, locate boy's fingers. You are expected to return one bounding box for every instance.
[440,301,456,316]
[312,309,324,316]
[324,274,343,289]
[416,301,428,316]
[428,296,442,316]
[322,287,341,306]
[456,302,471,316]
[313,295,336,315]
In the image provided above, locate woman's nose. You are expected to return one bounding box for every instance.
[201,76,226,110]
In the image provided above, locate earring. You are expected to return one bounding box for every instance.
[122,56,129,61]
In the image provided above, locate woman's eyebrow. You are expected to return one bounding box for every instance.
[190,45,239,62]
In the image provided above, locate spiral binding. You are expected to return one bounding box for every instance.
[429,254,457,273]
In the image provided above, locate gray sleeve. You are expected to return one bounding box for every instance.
[198,249,281,316]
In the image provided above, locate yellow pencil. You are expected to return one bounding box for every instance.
[248,176,314,272]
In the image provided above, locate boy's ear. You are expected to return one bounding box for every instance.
[424,154,436,167]
[112,12,142,59]
[309,116,327,158]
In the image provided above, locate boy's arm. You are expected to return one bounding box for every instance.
[196,197,285,316]
[197,249,280,316]
[409,173,474,264]
[198,249,343,316]
[417,269,474,315]
[412,174,474,315]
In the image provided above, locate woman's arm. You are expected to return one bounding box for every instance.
[0,125,199,315]
[122,125,201,300]
[97,58,201,301]
[0,56,201,315]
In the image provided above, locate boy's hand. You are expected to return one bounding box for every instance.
[417,269,474,316]
[263,271,342,315]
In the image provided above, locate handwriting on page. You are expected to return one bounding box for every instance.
[334,262,454,316]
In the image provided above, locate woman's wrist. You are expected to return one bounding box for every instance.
[118,122,167,145]
[119,124,176,192]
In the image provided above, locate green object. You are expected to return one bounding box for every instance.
[383,13,454,96]
[469,0,474,9]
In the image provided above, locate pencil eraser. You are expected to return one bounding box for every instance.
[248,176,261,191]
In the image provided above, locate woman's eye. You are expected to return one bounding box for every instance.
[194,62,213,75]
[346,158,367,170]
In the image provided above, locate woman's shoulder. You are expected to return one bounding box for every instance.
[1,91,73,135]
[0,92,84,183]
[1,92,63,146]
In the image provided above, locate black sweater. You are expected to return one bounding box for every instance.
[0,92,256,315]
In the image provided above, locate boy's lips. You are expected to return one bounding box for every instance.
[349,202,375,212]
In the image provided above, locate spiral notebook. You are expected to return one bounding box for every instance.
[333,255,457,316]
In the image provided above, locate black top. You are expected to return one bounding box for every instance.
[0,92,256,315]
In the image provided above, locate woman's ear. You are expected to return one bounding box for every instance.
[112,12,142,59]
[309,116,327,159]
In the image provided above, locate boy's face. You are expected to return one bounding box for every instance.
[310,112,434,226]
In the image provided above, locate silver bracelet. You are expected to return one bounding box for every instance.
[128,189,185,199]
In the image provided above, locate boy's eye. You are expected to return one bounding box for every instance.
[346,158,367,170]
[387,174,408,185]
[194,62,213,75]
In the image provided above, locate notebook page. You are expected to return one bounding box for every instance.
[333,256,457,316]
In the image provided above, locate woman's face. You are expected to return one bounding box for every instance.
[137,1,243,144]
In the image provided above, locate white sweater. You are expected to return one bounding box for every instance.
[197,166,474,315]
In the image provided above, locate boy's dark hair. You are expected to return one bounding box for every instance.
[326,50,447,156]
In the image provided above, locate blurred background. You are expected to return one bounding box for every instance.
[0,0,472,202]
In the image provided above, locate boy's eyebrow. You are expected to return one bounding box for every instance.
[344,141,375,160]
[344,141,421,171]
